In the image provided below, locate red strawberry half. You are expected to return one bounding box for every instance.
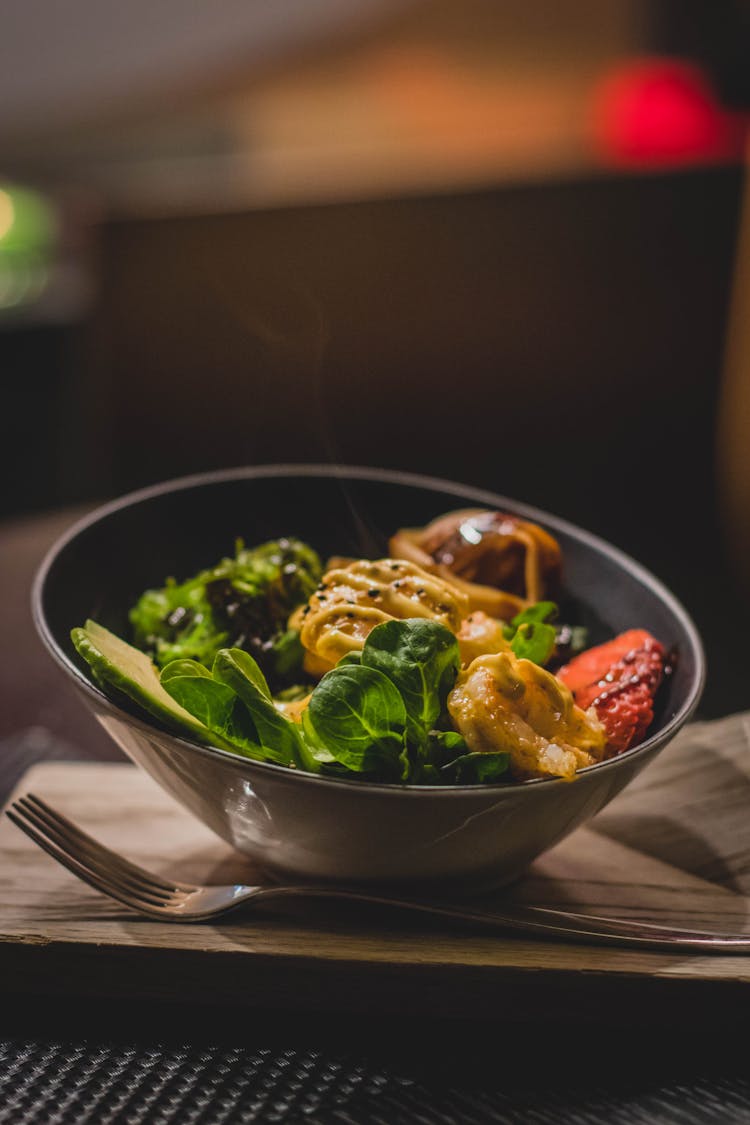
[557,630,666,755]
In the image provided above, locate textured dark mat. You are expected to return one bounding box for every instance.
[2,1038,750,1125]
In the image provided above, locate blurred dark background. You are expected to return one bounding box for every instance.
[2,0,749,718]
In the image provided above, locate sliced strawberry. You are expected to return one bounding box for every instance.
[557,629,654,694]
[558,631,666,755]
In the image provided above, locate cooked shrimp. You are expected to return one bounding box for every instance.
[448,651,605,780]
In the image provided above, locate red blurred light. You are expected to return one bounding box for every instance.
[591,58,747,168]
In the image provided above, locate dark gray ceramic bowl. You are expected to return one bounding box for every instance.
[32,466,705,892]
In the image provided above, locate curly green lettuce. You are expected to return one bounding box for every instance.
[129,537,321,688]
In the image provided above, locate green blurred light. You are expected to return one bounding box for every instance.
[0,183,56,310]
[0,183,56,253]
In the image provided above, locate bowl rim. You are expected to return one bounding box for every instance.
[32,463,706,797]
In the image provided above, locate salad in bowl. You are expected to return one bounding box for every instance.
[34,466,703,890]
[73,510,670,788]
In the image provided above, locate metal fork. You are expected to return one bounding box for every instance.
[7,793,750,953]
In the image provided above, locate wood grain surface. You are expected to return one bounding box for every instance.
[3,713,750,1025]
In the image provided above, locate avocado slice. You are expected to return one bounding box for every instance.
[71,619,234,750]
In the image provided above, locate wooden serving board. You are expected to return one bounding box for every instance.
[4,714,750,1026]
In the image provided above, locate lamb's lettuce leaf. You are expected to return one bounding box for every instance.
[209,648,299,766]
[160,658,264,759]
[441,751,510,784]
[360,619,460,749]
[503,601,558,665]
[304,664,407,779]
[426,730,468,765]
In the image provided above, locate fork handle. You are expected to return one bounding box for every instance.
[250,885,750,954]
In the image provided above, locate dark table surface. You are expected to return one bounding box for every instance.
[3,506,750,1125]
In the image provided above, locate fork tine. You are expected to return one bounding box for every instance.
[9,801,174,908]
[6,807,173,918]
[23,794,193,894]
[12,800,177,906]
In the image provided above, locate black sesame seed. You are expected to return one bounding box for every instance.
[368,589,380,598]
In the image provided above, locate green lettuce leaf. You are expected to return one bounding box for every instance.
[160,659,263,759]
[129,537,321,687]
[441,751,510,784]
[210,648,299,766]
[360,619,460,748]
[503,602,558,665]
[305,663,407,779]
